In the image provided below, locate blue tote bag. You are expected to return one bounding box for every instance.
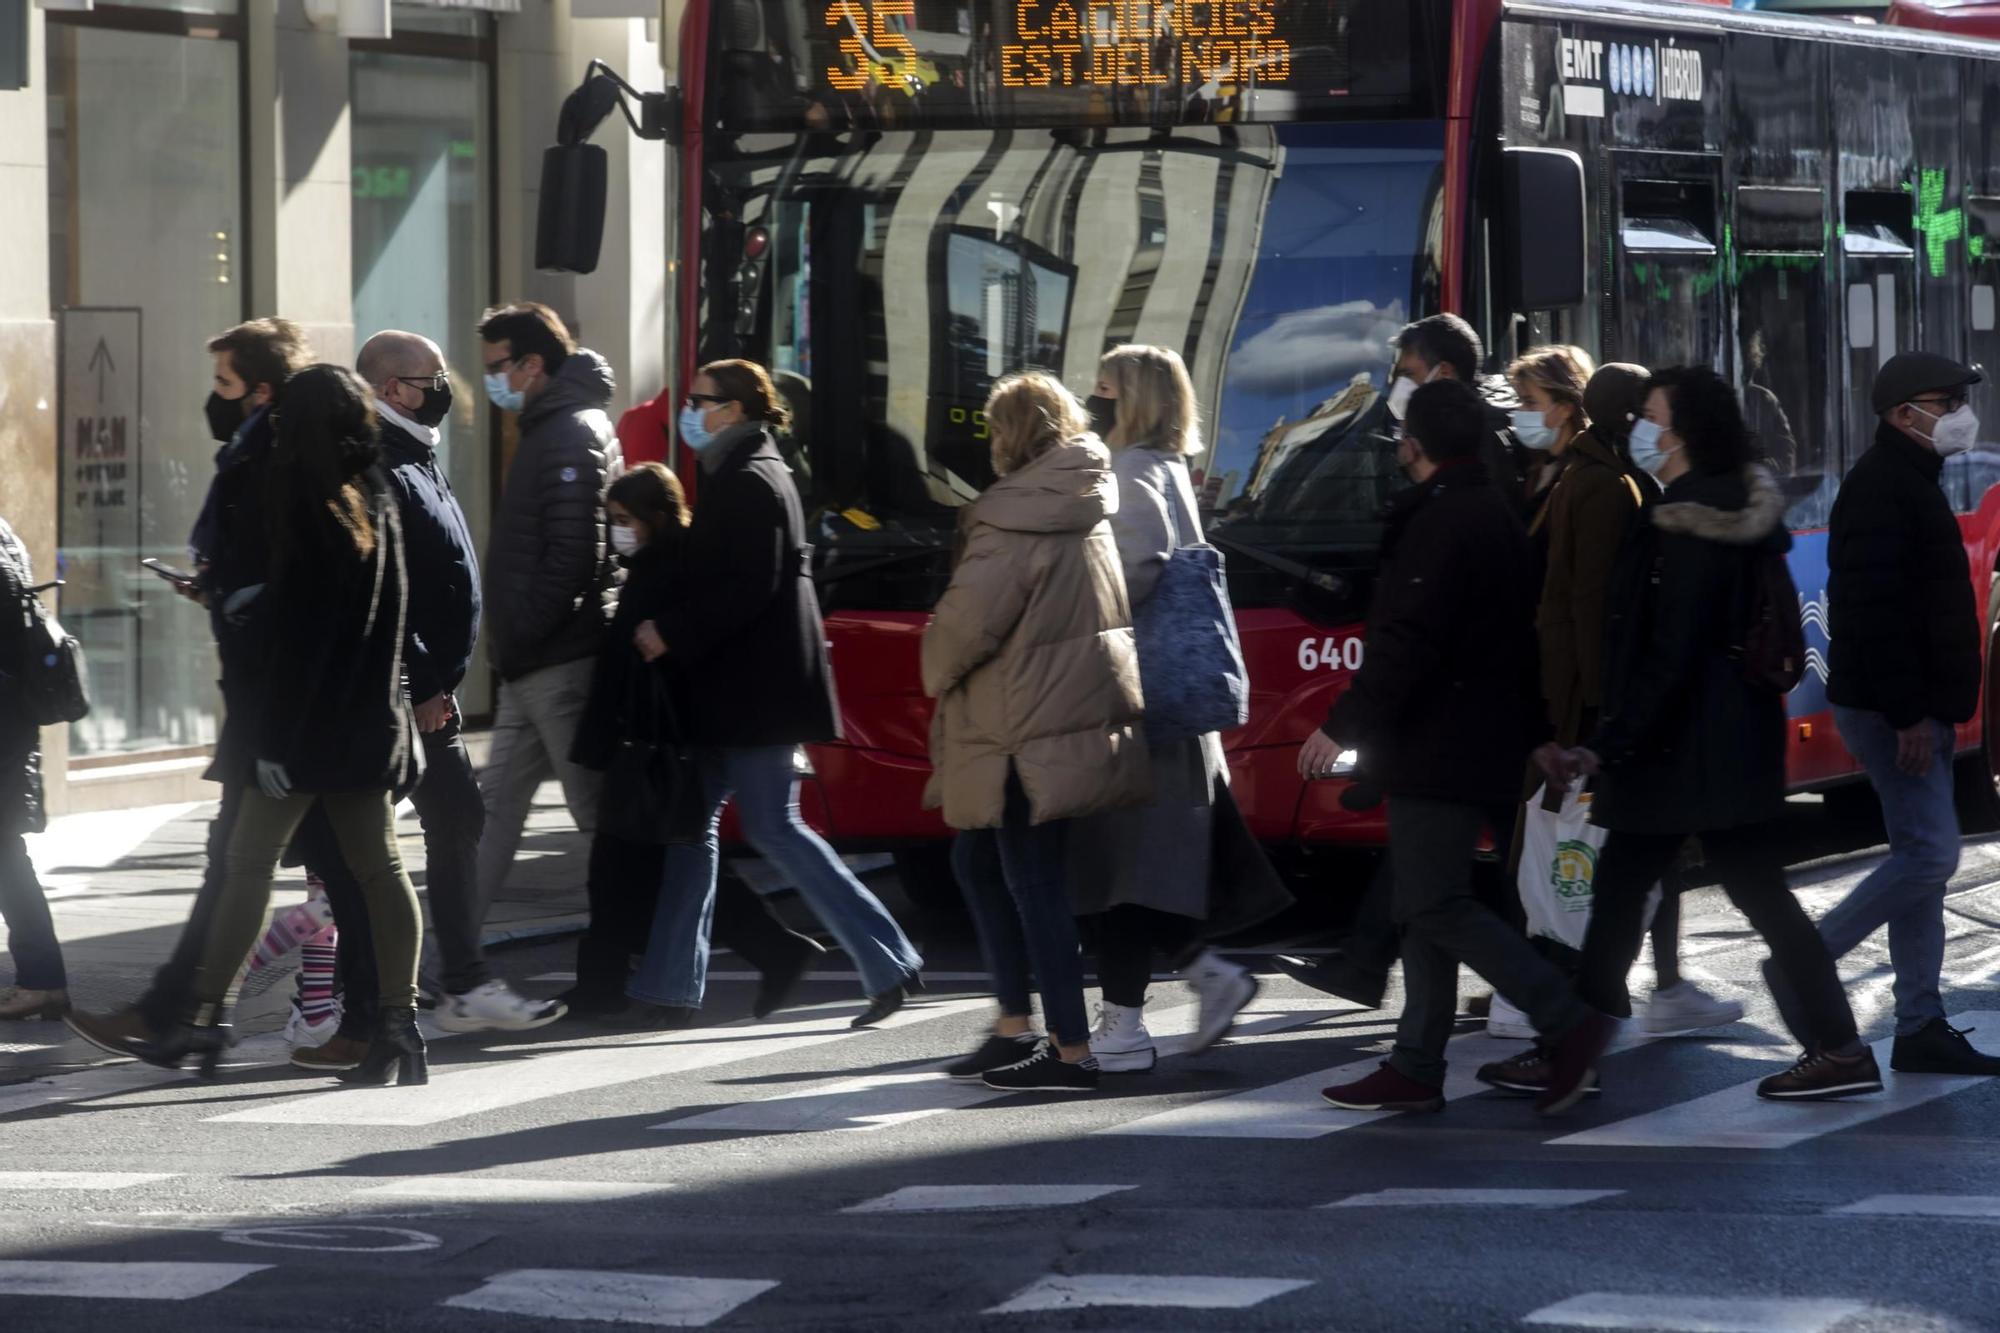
[1131,461,1249,742]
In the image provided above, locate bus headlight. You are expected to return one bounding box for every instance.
[792,746,815,777]
[1330,749,1360,776]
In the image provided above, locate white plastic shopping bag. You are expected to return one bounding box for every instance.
[1516,780,1605,949]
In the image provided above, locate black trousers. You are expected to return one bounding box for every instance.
[139,783,376,1031]
[1579,823,1857,1049]
[577,832,803,1000]
[1085,905,1199,1008]
[1344,798,1526,978]
[406,717,489,995]
[1,829,65,990]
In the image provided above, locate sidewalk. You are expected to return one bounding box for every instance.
[4,783,596,1072]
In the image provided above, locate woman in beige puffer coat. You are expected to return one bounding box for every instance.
[922,371,1149,1093]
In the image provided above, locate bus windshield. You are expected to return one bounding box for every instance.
[706,117,1444,614]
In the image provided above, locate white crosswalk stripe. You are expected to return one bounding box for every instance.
[0,1171,179,1190]
[986,1274,1313,1313]
[351,1177,673,1204]
[1551,1012,2000,1150]
[1831,1194,2000,1218]
[1325,1188,1622,1209]
[206,997,989,1128]
[845,1184,1134,1213]
[654,998,1346,1136]
[0,1260,270,1300]
[1522,1293,1870,1331]
[442,1270,777,1327]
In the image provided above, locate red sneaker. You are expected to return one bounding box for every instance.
[1538,1011,1617,1116]
[1322,1062,1445,1113]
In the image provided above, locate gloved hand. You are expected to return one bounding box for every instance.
[256,760,293,801]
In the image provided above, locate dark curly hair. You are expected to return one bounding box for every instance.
[1648,366,1752,475]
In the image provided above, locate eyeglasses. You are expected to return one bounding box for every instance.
[396,374,449,393]
[481,355,516,375]
[1911,392,1970,413]
[685,393,728,407]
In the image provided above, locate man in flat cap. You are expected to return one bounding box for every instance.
[1798,351,2000,1075]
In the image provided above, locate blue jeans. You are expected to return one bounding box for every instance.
[1825,706,1955,1036]
[956,777,1090,1047]
[628,745,921,1009]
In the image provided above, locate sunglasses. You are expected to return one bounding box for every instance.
[396,374,449,393]
[685,393,729,407]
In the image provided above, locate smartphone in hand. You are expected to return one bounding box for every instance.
[140,557,199,589]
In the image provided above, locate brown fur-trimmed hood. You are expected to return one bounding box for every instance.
[1649,464,1785,546]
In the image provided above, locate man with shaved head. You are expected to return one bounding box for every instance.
[293,331,561,1062]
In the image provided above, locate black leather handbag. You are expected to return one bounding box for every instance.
[600,665,709,846]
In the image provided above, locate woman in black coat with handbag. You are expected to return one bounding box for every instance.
[0,516,69,1021]
[567,464,821,1020]
[622,361,922,1030]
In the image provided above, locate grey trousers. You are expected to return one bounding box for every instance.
[474,657,604,922]
[1389,796,1589,1086]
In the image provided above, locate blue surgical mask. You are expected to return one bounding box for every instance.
[1627,418,1674,477]
[679,403,716,452]
[1511,408,1557,452]
[484,372,524,414]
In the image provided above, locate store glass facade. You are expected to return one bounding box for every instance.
[46,12,242,756]
[349,15,494,713]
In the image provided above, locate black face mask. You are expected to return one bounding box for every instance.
[205,389,248,444]
[409,380,453,429]
[1085,394,1118,439]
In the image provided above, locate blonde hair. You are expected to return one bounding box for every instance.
[986,371,1087,476]
[1098,344,1202,457]
[1508,344,1596,424]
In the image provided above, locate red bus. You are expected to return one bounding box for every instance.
[548,0,2000,904]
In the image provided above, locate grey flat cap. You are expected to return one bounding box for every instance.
[1872,352,1981,415]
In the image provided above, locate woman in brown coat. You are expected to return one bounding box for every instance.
[923,371,1149,1094]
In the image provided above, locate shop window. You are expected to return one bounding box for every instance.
[47,16,242,756]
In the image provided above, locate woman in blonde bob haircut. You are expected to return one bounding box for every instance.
[1093,343,1202,457]
[985,370,1090,476]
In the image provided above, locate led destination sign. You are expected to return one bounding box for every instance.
[993,1,1290,89]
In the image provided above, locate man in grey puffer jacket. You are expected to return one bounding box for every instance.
[467,303,620,1025]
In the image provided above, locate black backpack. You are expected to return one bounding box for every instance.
[12,581,91,726]
[1735,550,1807,695]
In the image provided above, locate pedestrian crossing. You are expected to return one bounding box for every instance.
[5,994,1997,1155]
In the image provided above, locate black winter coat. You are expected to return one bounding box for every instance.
[187,408,278,784]
[663,424,840,747]
[1589,466,1790,835]
[571,535,691,771]
[246,469,419,794]
[1826,421,1980,728]
[484,349,618,681]
[1322,461,1542,804]
[0,518,46,838]
[381,416,482,702]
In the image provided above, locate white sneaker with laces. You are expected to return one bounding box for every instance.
[1641,980,1746,1034]
[434,979,567,1033]
[1089,1001,1157,1072]
[283,1004,341,1053]
[1182,949,1258,1052]
[1486,993,1536,1040]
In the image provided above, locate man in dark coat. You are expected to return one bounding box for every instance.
[1386,313,1531,515]
[473,303,618,948]
[65,319,384,1059]
[1814,351,2000,1075]
[0,516,69,1019]
[1304,380,1612,1117]
[319,330,560,1050]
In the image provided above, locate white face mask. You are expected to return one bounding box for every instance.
[1386,375,1418,422]
[610,524,643,557]
[1913,402,1981,457]
[1511,408,1557,452]
[1627,418,1676,477]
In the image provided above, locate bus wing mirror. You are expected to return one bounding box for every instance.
[1501,147,1587,310]
[535,143,608,275]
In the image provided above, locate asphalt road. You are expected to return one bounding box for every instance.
[3,799,2000,1332]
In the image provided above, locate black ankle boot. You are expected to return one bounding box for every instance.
[339,1006,428,1087]
[132,1002,233,1077]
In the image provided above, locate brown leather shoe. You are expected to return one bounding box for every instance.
[291,1035,370,1073]
[64,1005,157,1059]
[0,987,70,1021]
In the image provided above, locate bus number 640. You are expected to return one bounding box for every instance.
[1297,637,1364,672]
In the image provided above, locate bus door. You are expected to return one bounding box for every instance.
[1837,188,1919,474]
[1608,153,1726,373]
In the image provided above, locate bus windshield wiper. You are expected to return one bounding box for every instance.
[1208,533,1348,594]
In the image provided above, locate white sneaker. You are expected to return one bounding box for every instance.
[434,980,567,1033]
[1641,980,1746,1034]
[1182,949,1258,1053]
[1486,993,1536,1040]
[283,1004,341,1053]
[1089,1001,1158,1072]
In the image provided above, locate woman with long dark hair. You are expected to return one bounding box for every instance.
[146,364,429,1084]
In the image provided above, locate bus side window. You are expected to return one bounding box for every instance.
[1841,190,1919,503]
[1616,173,1723,374]
[1735,186,1830,526]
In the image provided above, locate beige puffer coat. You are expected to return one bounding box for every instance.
[922,438,1151,829]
